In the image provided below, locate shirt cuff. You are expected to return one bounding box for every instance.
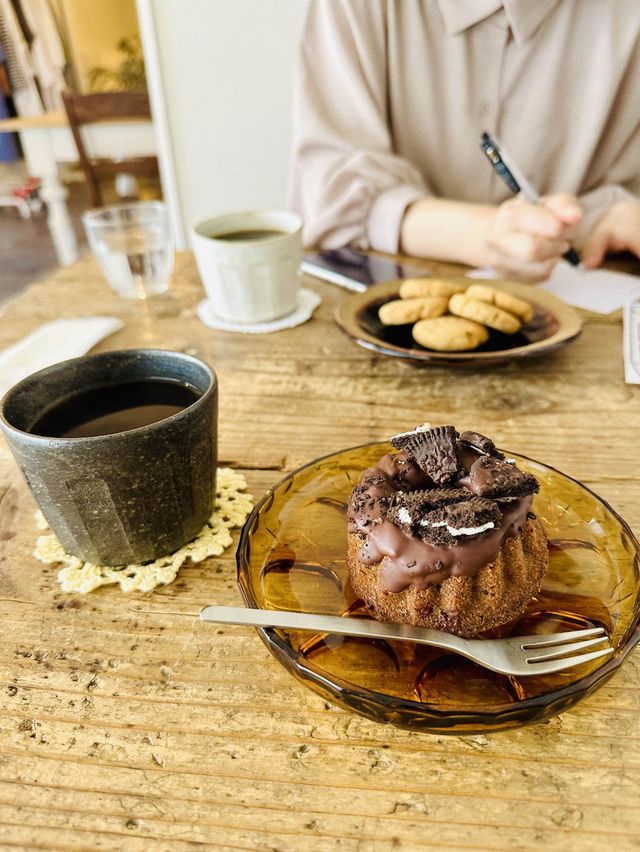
[366,184,426,254]
[576,185,639,247]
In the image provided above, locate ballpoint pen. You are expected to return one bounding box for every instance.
[480,132,581,267]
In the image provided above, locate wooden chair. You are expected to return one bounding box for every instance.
[61,91,160,207]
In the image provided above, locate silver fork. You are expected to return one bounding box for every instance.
[200,605,614,677]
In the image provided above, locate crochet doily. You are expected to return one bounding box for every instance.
[34,468,253,594]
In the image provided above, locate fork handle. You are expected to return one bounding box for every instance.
[200,605,467,654]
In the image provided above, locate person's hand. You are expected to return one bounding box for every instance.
[484,194,582,282]
[581,200,640,268]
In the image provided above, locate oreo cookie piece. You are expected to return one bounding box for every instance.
[468,456,539,499]
[418,497,501,546]
[391,425,460,485]
[438,496,501,530]
[387,502,417,534]
[459,430,505,460]
[387,487,470,533]
[387,491,425,533]
[414,487,471,509]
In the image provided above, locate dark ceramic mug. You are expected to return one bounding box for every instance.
[0,349,217,566]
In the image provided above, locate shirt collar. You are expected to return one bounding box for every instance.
[437,0,562,45]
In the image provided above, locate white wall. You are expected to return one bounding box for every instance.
[137,0,307,249]
[56,0,140,92]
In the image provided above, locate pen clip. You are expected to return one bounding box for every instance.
[480,132,521,195]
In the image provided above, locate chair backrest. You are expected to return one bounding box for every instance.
[62,90,157,207]
[63,91,152,125]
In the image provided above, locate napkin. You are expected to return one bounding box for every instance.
[0,317,124,396]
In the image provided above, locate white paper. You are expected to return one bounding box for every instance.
[469,264,640,314]
[623,304,640,385]
[468,264,640,383]
[538,265,640,314]
[0,317,124,396]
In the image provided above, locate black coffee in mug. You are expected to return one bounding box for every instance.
[214,229,286,242]
[31,379,202,438]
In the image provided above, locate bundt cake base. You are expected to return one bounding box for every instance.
[347,516,548,638]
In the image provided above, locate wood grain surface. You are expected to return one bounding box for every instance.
[0,252,638,851]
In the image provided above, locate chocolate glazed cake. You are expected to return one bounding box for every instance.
[347,425,548,637]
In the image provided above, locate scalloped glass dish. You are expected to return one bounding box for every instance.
[237,443,640,733]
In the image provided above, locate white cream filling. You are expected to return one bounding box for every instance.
[505,458,516,464]
[397,507,413,524]
[390,422,432,441]
[419,519,496,537]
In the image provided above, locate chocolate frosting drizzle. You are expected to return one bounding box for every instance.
[347,425,539,592]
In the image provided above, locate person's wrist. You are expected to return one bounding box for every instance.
[400,198,499,265]
[399,198,427,255]
[477,207,499,268]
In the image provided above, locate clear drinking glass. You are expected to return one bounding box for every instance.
[82,202,174,299]
[630,300,640,374]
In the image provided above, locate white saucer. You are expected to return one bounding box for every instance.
[196,288,322,334]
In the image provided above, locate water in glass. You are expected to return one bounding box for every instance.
[83,202,174,299]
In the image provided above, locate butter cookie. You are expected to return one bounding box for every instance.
[449,293,521,334]
[412,316,489,351]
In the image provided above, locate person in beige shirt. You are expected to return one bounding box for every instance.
[290,0,640,281]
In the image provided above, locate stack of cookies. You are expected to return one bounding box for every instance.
[378,279,534,352]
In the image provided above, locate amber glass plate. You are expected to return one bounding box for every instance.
[334,279,583,367]
[237,443,640,733]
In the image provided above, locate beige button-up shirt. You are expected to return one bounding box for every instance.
[290,0,640,252]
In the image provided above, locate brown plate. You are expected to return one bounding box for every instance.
[237,442,640,733]
[334,278,583,366]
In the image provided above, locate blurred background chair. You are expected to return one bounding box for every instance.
[61,90,160,207]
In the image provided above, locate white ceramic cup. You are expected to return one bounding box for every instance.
[192,210,303,324]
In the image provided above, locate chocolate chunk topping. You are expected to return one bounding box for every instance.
[347,467,395,529]
[391,425,460,485]
[469,456,539,499]
[390,454,426,490]
[459,430,505,460]
[359,471,387,489]
[349,483,391,518]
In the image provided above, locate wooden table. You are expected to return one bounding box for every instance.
[0,111,157,267]
[0,252,639,850]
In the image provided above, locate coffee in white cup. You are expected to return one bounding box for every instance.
[192,210,302,324]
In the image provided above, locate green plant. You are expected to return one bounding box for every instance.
[88,34,147,93]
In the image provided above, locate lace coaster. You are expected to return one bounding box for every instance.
[34,468,253,594]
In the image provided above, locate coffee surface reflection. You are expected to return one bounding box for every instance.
[30,380,202,438]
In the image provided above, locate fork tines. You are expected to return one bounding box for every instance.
[518,626,613,672]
